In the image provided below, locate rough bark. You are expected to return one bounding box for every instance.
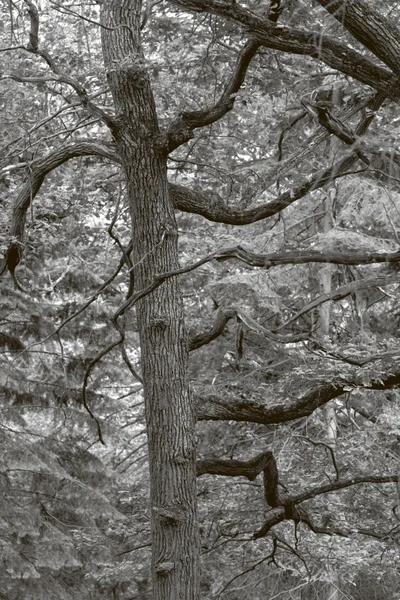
[316,0,400,77]
[100,2,199,599]
[196,366,400,424]
[170,0,400,100]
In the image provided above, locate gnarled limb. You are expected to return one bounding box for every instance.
[166,39,261,152]
[316,0,400,78]
[254,473,399,539]
[4,142,118,274]
[196,449,280,511]
[188,307,237,351]
[196,366,400,424]
[169,158,356,225]
[197,449,274,481]
[169,0,400,100]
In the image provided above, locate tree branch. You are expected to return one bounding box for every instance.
[196,449,273,480]
[169,159,369,225]
[170,92,387,225]
[316,0,400,78]
[169,0,400,100]
[279,273,400,330]
[166,39,261,151]
[21,0,113,126]
[253,474,399,539]
[196,366,400,424]
[292,474,399,505]
[188,307,237,351]
[4,141,118,274]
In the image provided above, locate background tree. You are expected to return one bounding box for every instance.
[1,0,400,599]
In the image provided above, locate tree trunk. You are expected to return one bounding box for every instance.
[101,2,200,599]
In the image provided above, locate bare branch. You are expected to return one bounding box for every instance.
[196,366,400,424]
[4,141,118,275]
[316,0,400,78]
[280,273,400,330]
[292,474,399,505]
[168,0,400,100]
[167,39,261,151]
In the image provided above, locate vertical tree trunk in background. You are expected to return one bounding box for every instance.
[319,96,339,599]
[101,2,200,599]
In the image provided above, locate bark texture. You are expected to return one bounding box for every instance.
[101,2,199,598]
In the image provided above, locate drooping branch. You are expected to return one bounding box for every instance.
[196,384,345,425]
[169,160,369,225]
[316,0,400,78]
[166,39,261,152]
[4,142,118,274]
[171,91,387,224]
[169,0,400,100]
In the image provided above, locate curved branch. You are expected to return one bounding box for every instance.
[188,304,305,352]
[169,155,367,225]
[170,92,386,225]
[196,449,273,480]
[169,162,354,225]
[196,366,400,424]
[5,113,386,270]
[167,39,261,151]
[188,307,237,351]
[22,0,113,125]
[4,141,118,273]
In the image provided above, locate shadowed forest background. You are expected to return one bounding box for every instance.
[0,0,400,598]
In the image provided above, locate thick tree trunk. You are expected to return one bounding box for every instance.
[101,2,199,599]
